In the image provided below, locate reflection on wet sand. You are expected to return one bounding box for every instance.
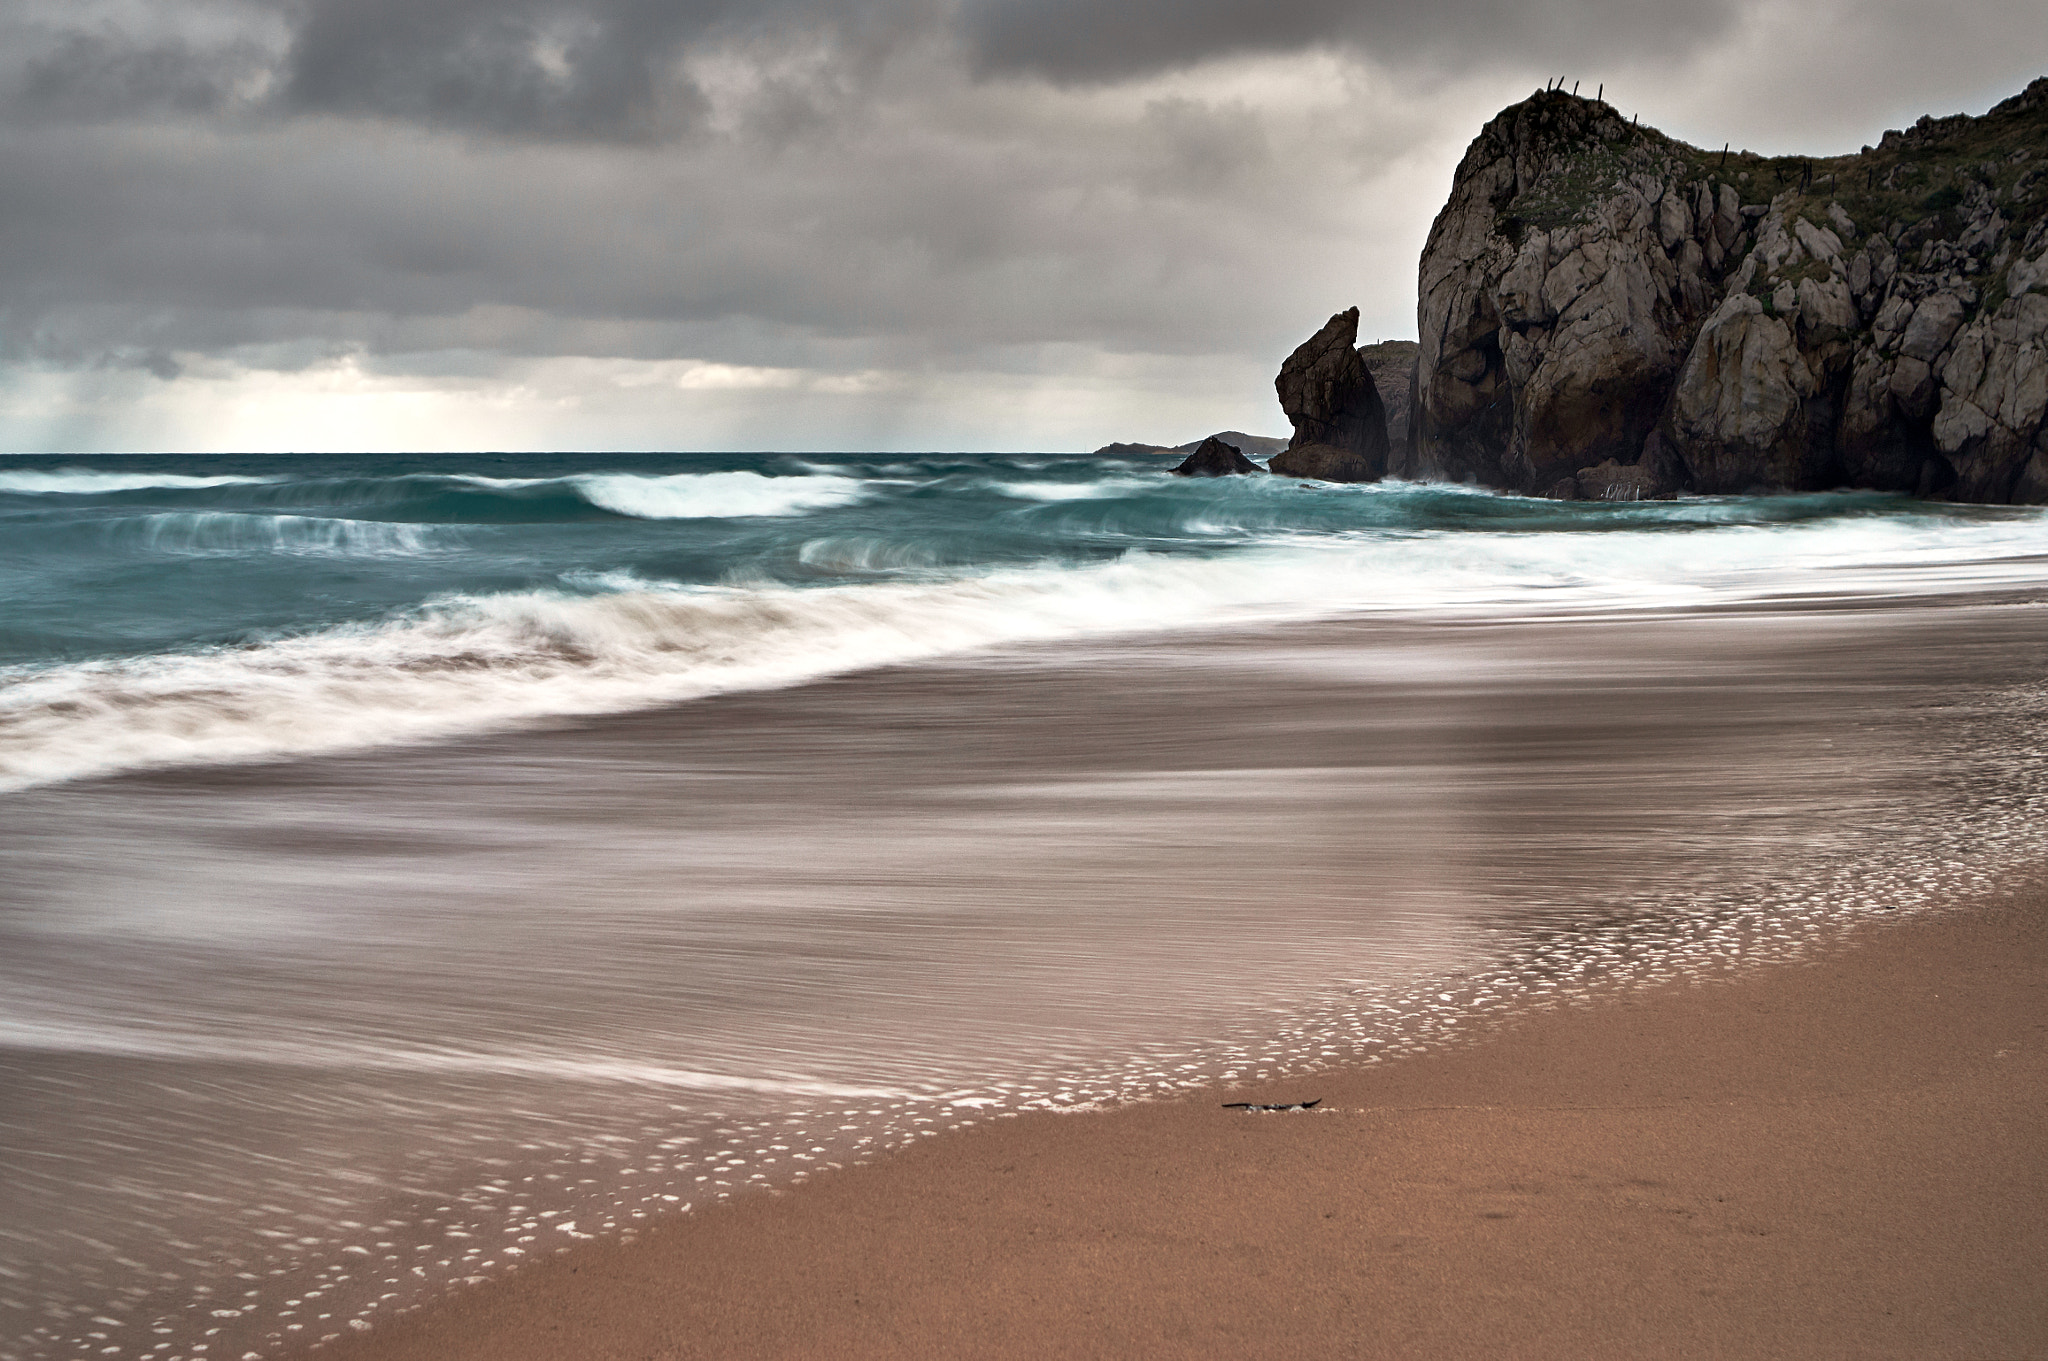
[3,598,2045,1360]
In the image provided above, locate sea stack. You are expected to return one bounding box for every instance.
[1270,307,1390,482]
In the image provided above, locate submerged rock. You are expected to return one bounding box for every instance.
[1170,436,1267,477]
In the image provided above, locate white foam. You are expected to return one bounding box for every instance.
[568,471,865,519]
[0,469,277,495]
[992,476,1155,502]
[1,513,2046,790]
[121,513,451,557]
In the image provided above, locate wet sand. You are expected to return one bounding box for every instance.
[12,599,2048,1359]
[321,880,2048,1359]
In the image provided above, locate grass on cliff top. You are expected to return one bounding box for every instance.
[1501,79,2048,248]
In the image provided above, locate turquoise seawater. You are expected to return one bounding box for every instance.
[4,449,2046,790]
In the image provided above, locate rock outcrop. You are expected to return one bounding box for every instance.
[1092,441,1179,457]
[1358,341,1419,461]
[1171,436,1267,477]
[1411,77,2048,502]
[1272,308,1390,482]
[1270,441,1379,481]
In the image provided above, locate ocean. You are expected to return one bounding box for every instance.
[5,450,2048,1360]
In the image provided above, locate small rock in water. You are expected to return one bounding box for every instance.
[1171,436,1267,477]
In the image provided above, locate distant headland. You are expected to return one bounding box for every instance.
[1111,76,2048,503]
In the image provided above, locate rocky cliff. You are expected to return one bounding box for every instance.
[1411,77,2048,501]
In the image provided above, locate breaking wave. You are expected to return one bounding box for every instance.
[5,508,2048,790]
[564,470,867,519]
[117,512,457,557]
[0,468,279,495]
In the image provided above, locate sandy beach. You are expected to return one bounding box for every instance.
[320,881,2048,1359]
[8,35,2048,1361]
[11,598,2048,1360]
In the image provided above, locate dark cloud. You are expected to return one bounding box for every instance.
[7,0,1747,144]
[0,4,292,125]
[13,30,272,120]
[0,0,928,141]
[281,0,694,138]
[0,96,1357,369]
[956,0,1744,84]
[277,0,943,139]
[3,0,1749,146]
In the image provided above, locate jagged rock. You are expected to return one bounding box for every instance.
[1358,341,1419,464]
[1409,77,2048,503]
[1796,276,1859,343]
[1900,293,1968,362]
[1839,349,1930,490]
[1274,308,1389,481]
[1668,292,1833,491]
[1269,441,1377,481]
[1170,436,1266,477]
[1931,293,2048,500]
[1415,93,1704,494]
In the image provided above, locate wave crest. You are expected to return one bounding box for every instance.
[5,512,2048,790]
[0,469,278,495]
[120,512,454,557]
[569,471,866,519]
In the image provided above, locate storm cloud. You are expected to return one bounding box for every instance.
[957,0,1744,85]
[4,0,1755,139]
[1,0,2043,451]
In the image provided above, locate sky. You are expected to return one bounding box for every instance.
[1,0,2043,453]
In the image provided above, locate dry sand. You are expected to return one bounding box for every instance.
[321,885,2048,1360]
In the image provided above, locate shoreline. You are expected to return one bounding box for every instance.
[13,595,2048,1360]
[320,884,2048,1359]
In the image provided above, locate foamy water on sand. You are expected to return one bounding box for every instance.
[4,451,2048,1360]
